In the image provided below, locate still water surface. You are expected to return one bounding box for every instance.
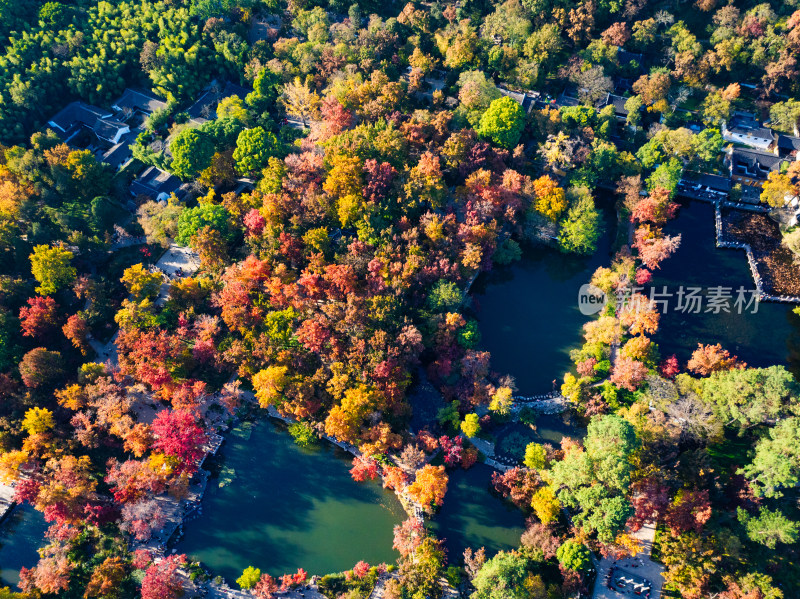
[175,419,405,583]
[474,201,794,395]
[0,503,47,589]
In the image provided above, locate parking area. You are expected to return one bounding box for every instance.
[602,566,655,598]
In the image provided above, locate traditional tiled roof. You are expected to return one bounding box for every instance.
[728,148,784,180]
[47,101,114,140]
[92,118,130,144]
[129,166,183,200]
[777,134,800,151]
[112,88,168,114]
[682,171,731,192]
[725,112,775,141]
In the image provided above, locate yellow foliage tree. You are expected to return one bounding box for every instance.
[252,366,290,407]
[407,464,448,512]
[121,264,164,301]
[282,78,322,126]
[55,384,86,411]
[760,171,797,208]
[583,315,621,346]
[22,407,55,436]
[531,485,561,524]
[532,175,567,221]
[0,450,29,482]
[489,386,514,415]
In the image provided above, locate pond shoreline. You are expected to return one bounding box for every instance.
[264,406,426,526]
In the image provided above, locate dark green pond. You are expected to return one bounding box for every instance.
[0,504,47,589]
[651,200,795,367]
[175,419,405,583]
[472,226,615,395]
[475,200,795,394]
[431,464,526,560]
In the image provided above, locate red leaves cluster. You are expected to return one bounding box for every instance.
[665,489,712,535]
[491,466,539,509]
[62,313,90,353]
[393,518,425,556]
[20,296,58,339]
[141,554,186,599]
[363,159,397,203]
[351,561,371,579]
[350,455,379,482]
[658,354,680,379]
[244,208,266,236]
[630,187,679,226]
[439,435,464,466]
[150,410,208,475]
[106,459,166,504]
[633,226,682,270]
[628,477,670,532]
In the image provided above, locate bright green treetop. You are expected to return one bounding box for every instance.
[170,127,215,180]
[233,126,279,176]
[471,551,531,599]
[30,245,76,295]
[523,442,546,470]
[556,539,591,572]
[477,96,526,150]
[461,413,481,437]
[176,203,232,246]
[236,566,261,590]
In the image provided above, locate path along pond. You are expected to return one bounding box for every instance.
[431,412,584,560]
[174,419,406,583]
[3,202,799,586]
[473,199,797,396]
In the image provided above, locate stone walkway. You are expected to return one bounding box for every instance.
[87,243,201,365]
[0,482,15,521]
[154,244,202,305]
[591,523,664,599]
[193,581,327,599]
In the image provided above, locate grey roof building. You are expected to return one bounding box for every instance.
[112,88,168,116]
[47,101,117,143]
[92,117,131,145]
[597,93,636,120]
[726,147,785,184]
[776,134,800,160]
[129,166,185,202]
[99,131,138,170]
[722,111,775,150]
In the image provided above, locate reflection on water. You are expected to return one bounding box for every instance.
[472,211,614,395]
[431,464,526,561]
[0,503,47,590]
[475,200,793,396]
[652,201,793,367]
[175,419,405,583]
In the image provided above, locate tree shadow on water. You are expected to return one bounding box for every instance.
[176,419,403,580]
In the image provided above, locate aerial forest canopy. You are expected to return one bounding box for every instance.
[0,0,799,598]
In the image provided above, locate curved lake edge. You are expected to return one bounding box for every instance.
[172,413,409,583]
[0,502,48,590]
[473,198,796,398]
